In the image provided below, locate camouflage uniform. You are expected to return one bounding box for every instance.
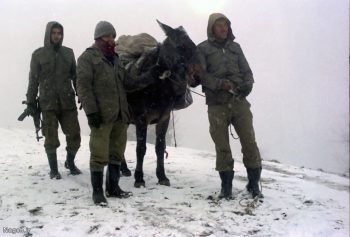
[77,45,129,171]
[26,21,81,178]
[77,21,132,205]
[197,13,263,198]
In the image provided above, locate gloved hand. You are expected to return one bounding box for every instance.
[87,112,102,128]
[26,103,37,116]
[237,84,253,97]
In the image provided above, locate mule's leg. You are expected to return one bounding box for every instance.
[134,123,148,188]
[155,117,170,186]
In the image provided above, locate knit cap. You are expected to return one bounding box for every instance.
[94,21,116,40]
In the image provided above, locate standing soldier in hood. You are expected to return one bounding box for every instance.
[197,13,263,199]
[77,21,132,206]
[26,21,81,179]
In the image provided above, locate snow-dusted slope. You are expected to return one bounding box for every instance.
[0,128,348,236]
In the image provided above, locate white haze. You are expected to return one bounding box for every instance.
[0,0,348,175]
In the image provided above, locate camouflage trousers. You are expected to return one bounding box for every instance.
[42,109,81,155]
[89,119,128,172]
[207,97,261,172]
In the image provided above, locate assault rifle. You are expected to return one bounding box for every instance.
[18,99,43,141]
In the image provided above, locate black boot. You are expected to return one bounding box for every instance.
[47,153,61,179]
[91,171,107,206]
[246,179,253,193]
[218,171,234,199]
[120,160,132,177]
[225,170,234,199]
[65,153,82,175]
[247,168,264,198]
[105,164,132,198]
[218,171,226,199]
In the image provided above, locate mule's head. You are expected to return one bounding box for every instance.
[157,20,196,70]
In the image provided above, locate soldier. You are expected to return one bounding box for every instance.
[77,21,132,205]
[197,13,263,199]
[26,21,81,179]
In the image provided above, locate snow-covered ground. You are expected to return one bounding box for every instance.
[0,128,349,237]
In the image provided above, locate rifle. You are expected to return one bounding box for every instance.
[18,99,43,142]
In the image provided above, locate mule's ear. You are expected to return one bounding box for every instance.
[156,19,174,36]
[178,26,185,31]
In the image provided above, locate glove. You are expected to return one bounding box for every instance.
[237,84,253,97]
[26,103,37,116]
[87,113,102,128]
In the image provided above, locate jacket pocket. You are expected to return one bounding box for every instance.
[39,58,53,77]
[92,57,111,86]
[226,46,239,63]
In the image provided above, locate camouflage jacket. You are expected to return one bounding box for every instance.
[77,47,130,124]
[197,13,254,105]
[26,21,77,111]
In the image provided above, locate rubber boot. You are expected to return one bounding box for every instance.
[65,153,82,175]
[247,167,264,198]
[120,160,132,177]
[218,171,226,199]
[246,178,253,193]
[225,170,234,199]
[91,171,107,206]
[218,171,234,199]
[105,164,132,198]
[47,152,61,179]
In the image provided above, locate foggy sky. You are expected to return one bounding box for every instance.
[0,0,348,174]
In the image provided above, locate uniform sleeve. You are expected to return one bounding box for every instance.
[237,45,254,87]
[196,48,223,91]
[26,52,40,104]
[70,51,77,95]
[76,53,98,115]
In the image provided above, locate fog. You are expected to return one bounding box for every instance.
[0,0,348,174]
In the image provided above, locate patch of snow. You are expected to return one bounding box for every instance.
[0,128,348,236]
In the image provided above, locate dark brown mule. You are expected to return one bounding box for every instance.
[125,21,198,188]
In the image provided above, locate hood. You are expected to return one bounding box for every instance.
[207,13,235,42]
[44,21,64,47]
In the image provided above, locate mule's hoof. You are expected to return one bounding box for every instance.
[158,179,170,186]
[121,169,132,177]
[134,181,146,188]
